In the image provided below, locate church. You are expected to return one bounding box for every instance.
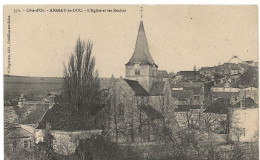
[104,20,177,143]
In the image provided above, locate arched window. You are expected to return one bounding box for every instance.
[118,103,124,116]
[135,69,140,76]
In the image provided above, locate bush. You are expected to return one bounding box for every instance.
[72,135,142,160]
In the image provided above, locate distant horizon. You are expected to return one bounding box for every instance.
[4,57,257,78]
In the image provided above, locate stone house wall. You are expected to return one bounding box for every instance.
[125,65,157,92]
[107,78,177,143]
[231,108,258,142]
[52,130,102,155]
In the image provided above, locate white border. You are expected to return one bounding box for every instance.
[0,0,259,158]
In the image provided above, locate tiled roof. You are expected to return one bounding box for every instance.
[179,71,199,76]
[210,91,239,98]
[155,70,169,79]
[175,105,201,112]
[149,80,165,96]
[172,90,193,101]
[36,104,99,131]
[222,63,242,70]
[200,67,216,71]
[139,105,163,120]
[204,98,230,114]
[212,82,239,88]
[245,61,253,64]
[5,127,34,139]
[233,97,258,108]
[124,79,149,96]
[126,21,157,67]
[19,103,49,124]
[183,87,202,95]
[4,106,19,126]
[4,100,18,106]
[239,63,250,69]
[171,82,204,88]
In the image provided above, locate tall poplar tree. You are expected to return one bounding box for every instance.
[62,37,100,116]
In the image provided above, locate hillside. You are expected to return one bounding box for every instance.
[4,75,63,100]
[4,75,111,101]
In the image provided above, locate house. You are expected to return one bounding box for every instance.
[177,71,199,81]
[155,70,169,79]
[172,90,194,105]
[239,62,250,70]
[174,105,202,129]
[171,81,205,105]
[18,103,50,138]
[199,67,216,77]
[228,74,241,83]
[239,87,258,104]
[219,63,244,75]
[105,20,177,143]
[36,104,102,155]
[211,81,240,92]
[203,98,232,134]
[4,126,35,150]
[231,98,258,142]
[244,60,254,66]
[210,81,241,104]
[204,97,259,142]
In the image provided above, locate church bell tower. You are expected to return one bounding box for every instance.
[125,20,158,92]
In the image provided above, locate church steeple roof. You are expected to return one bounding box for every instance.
[126,21,157,67]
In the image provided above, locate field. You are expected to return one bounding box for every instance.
[4,75,111,101]
[4,75,63,100]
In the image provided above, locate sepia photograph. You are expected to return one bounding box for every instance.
[3,5,259,159]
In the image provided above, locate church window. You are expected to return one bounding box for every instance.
[135,69,140,76]
[118,104,124,116]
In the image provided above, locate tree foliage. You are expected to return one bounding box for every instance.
[62,37,100,116]
[72,136,142,160]
[238,66,258,87]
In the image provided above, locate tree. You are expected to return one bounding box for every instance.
[204,113,218,139]
[185,109,193,133]
[62,37,100,116]
[238,66,258,87]
[41,127,55,159]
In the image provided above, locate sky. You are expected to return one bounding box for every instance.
[3,5,258,78]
